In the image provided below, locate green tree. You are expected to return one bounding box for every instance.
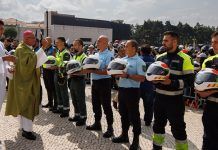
[4,27,17,39]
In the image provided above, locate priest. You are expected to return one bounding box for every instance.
[5,30,48,140]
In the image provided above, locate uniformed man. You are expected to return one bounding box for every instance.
[84,35,114,138]
[139,44,155,127]
[42,37,57,111]
[152,31,194,150]
[196,31,218,150]
[112,40,146,150]
[68,39,87,126]
[52,37,71,118]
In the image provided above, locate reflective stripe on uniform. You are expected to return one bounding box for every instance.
[183,70,194,74]
[175,139,188,150]
[170,69,194,75]
[73,53,87,63]
[153,133,165,147]
[170,69,183,75]
[63,107,70,110]
[156,88,183,96]
[207,97,218,103]
[178,80,184,89]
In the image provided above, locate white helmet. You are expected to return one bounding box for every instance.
[8,50,16,55]
[43,56,56,68]
[195,68,218,91]
[146,61,170,81]
[194,61,200,71]
[107,58,127,75]
[66,60,81,75]
[82,55,100,69]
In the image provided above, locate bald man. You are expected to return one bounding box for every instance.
[6,30,48,140]
[42,37,57,111]
[84,35,114,138]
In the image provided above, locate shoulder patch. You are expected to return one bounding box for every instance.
[142,65,147,72]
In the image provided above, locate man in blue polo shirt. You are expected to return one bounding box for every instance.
[112,40,146,150]
[84,35,114,138]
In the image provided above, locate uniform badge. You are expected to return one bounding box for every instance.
[142,65,147,72]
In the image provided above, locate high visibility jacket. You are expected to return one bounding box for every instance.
[202,54,218,99]
[155,48,195,96]
[56,48,71,75]
[56,49,71,67]
[73,52,87,64]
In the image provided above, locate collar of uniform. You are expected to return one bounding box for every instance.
[58,48,66,53]
[99,48,109,54]
[75,51,84,56]
[45,45,53,51]
[167,47,180,56]
[126,54,138,59]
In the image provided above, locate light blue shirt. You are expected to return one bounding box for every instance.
[118,55,146,88]
[91,49,114,80]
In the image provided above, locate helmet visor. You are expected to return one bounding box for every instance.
[109,63,126,70]
[83,58,98,65]
[195,72,217,85]
[46,59,56,64]
[67,63,80,71]
[147,66,169,76]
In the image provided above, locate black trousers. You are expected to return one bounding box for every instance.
[202,101,218,150]
[43,69,57,108]
[118,87,141,136]
[140,88,155,124]
[91,78,113,126]
[153,93,187,141]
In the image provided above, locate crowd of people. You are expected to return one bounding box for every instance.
[0,19,218,150]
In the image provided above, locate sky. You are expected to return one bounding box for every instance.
[0,0,218,27]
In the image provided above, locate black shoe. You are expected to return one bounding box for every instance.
[153,144,162,150]
[60,112,69,118]
[86,122,101,131]
[130,136,139,150]
[112,134,129,143]
[22,130,36,140]
[76,118,86,126]
[103,127,114,138]
[68,115,80,122]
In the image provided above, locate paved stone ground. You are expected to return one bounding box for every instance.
[0,81,203,150]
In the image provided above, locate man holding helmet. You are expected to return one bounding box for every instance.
[196,31,218,150]
[42,37,57,111]
[112,40,146,150]
[68,39,87,126]
[52,37,71,117]
[83,35,114,139]
[152,31,194,150]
